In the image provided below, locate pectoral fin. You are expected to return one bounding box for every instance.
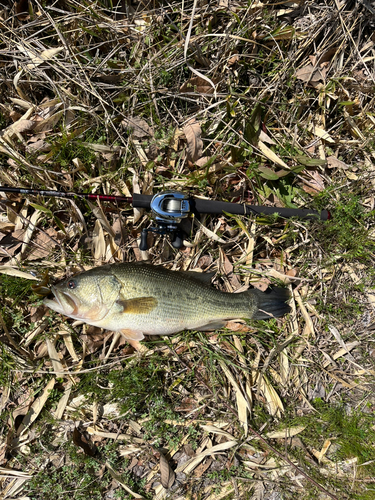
[116,296,157,314]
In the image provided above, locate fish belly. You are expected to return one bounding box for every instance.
[99,291,248,335]
[94,263,253,335]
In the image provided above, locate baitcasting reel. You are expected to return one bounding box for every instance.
[139,192,190,250]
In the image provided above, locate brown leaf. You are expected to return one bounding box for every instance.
[0,229,24,258]
[220,251,241,290]
[295,64,326,83]
[160,452,175,489]
[122,117,154,138]
[194,156,210,167]
[81,328,111,354]
[228,54,239,66]
[184,443,196,457]
[26,139,51,153]
[285,268,298,277]
[301,171,325,195]
[315,47,338,66]
[0,222,15,233]
[15,0,29,20]
[225,320,254,333]
[179,76,220,95]
[196,255,213,270]
[73,427,97,457]
[252,277,271,291]
[9,110,22,122]
[33,110,63,133]
[183,118,203,163]
[194,458,213,478]
[27,228,58,261]
[9,119,36,134]
[327,156,349,169]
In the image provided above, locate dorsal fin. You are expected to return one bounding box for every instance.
[180,270,215,285]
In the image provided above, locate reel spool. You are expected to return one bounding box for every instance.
[139,192,190,250]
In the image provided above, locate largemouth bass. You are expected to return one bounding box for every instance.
[44,262,290,342]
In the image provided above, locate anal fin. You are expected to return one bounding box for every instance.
[118,329,148,353]
[118,329,145,341]
[199,320,227,331]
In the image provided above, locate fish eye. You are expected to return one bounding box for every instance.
[67,280,77,290]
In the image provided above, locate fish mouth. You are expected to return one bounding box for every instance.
[44,287,79,316]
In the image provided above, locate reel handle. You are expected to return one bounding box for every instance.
[139,229,149,251]
[170,231,183,249]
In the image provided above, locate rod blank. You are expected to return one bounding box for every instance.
[0,186,330,221]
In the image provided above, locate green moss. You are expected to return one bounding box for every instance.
[312,190,374,262]
[282,400,375,497]
[0,275,33,302]
[25,438,149,500]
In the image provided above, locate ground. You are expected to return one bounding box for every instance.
[0,1,375,499]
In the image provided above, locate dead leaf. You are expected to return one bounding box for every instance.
[179,76,220,94]
[295,64,326,84]
[308,124,335,143]
[15,0,29,20]
[0,222,15,233]
[26,139,51,153]
[313,47,338,66]
[26,47,64,69]
[258,141,290,169]
[252,277,271,291]
[228,54,239,66]
[26,227,58,260]
[73,427,97,457]
[6,119,35,135]
[33,110,63,133]
[194,156,211,167]
[106,461,145,499]
[225,320,253,333]
[265,426,306,439]
[183,118,203,163]
[15,378,56,438]
[159,452,175,489]
[122,117,153,138]
[0,229,25,258]
[327,156,349,169]
[258,374,284,417]
[176,440,237,474]
[81,328,111,354]
[301,170,325,195]
[259,129,276,145]
[184,443,196,457]
[194,458,213,477]
[220,250,241,290]
[196,255,213,269]
[92,219,106,261]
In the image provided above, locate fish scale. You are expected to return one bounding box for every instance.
[44,262,291,342]
[108,264,256,332]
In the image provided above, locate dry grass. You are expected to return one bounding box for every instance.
[0,0,375,499]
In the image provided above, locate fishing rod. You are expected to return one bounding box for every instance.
[0,186,330,250]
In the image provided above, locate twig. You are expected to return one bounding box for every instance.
[165,343,341,500]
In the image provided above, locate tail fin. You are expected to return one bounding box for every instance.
[252,287,291,320]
